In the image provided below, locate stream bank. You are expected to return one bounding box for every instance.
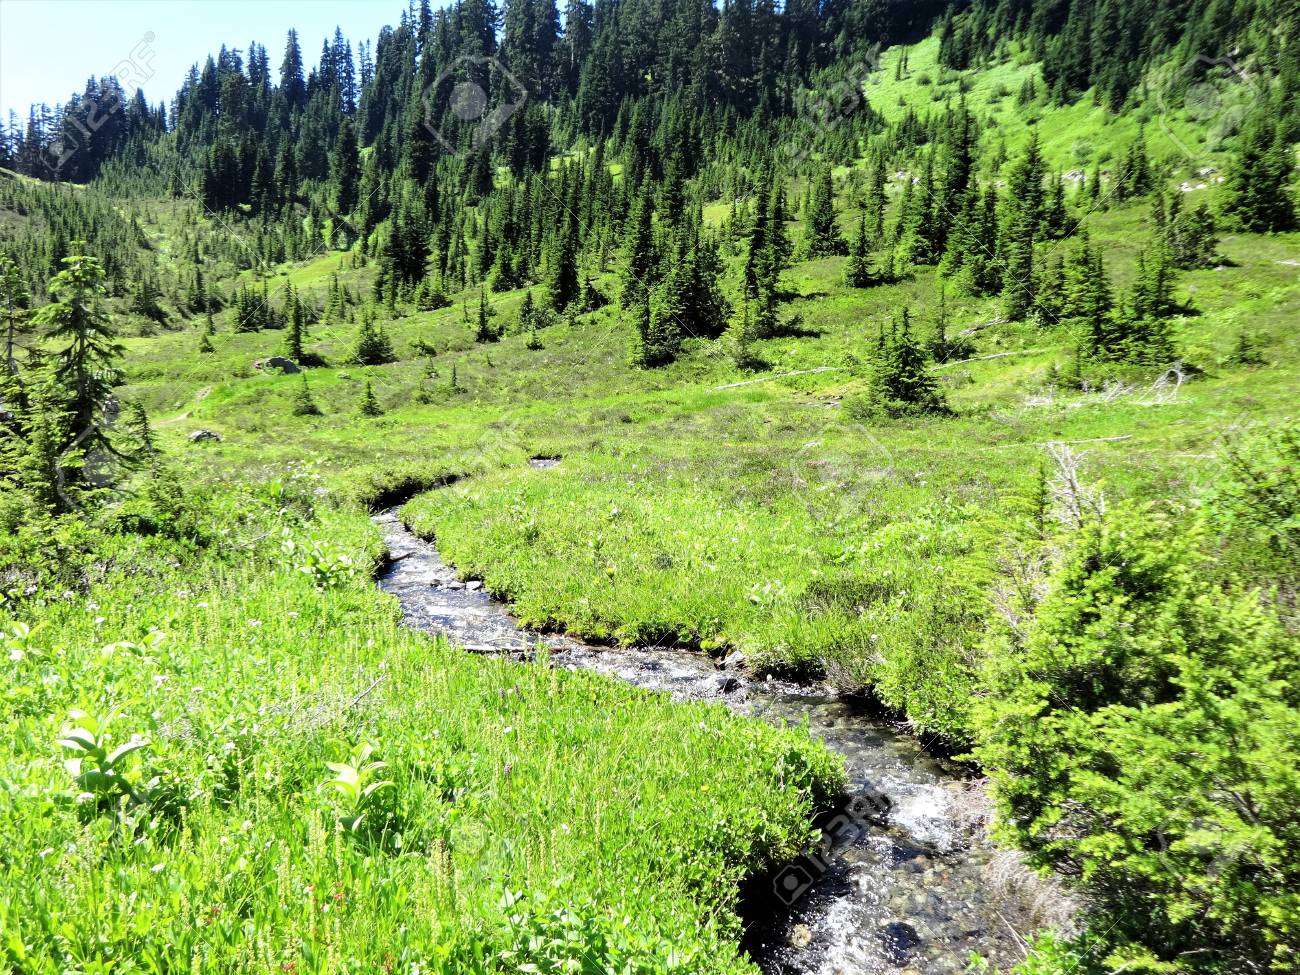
[376,510,1032,973]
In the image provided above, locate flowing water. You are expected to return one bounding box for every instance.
[376,510,1024,974]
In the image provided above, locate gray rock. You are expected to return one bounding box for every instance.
[466,580,484,591]
[715,675,742,694]
[253,356,300,374]
[721,650,746,670]
[188,429,222,443]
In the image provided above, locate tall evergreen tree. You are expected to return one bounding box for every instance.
[331,119,361,216]
[548,224,579,311]
[30,248,122,460]
[804,168,845,257]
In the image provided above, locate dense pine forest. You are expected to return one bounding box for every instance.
[1,0,1298,973]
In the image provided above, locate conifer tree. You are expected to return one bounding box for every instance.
[11,377,69,513]
[1000,137,1047,320]
[349,309,395,365]
[283,285,304,361]
[1225,330,1265,366]
[475,289,499,343]
[1159,195,1218,270]
[30,248,122,459]
[743,195,770,300]
[123,401,157,459]
[291,375,321,416]
[581,273,606,312]
[548,225,579,311]
[862,308,948,417]
[1034,251,1066,327]
[1223,114,1296,233]
[725,300,765,370]
[0,254,29,375]
[331,119,361,217]
[863,163,888,241]
[131,270,165,322]
[805,167,845,257]
[519,289,536,331]
[1114,130,1153,201]
[843,213,876,287]
[1001,214,1036,321]
[187,266,209,313]
[621,186,658,305]
[359,379,382,417]
[1129,247,1177,323]
[1060,232,1116,358]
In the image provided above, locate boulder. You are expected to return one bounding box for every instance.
[253,356,300,374]
[189,429,222,443]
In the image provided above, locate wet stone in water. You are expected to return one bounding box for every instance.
[880,921,921,964]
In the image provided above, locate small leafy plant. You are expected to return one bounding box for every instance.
[320,742,396,836]
[57,708,150,809]
[281,532,358,589]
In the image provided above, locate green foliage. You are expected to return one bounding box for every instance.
[319,741,396,835]
[1210,422,1300,583]
[842,213,877,288]
[349,308,395,365]
[359,378,383,417]
[1223,112,1296,233]
[855,308,949,418]
[0,494,842,974]
[56,707,151,810]
[29,248,122,459]
[976,509,1300,974]
[290,374,322,416]
[804,168,846,257]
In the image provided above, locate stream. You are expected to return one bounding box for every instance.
[376,510,1025,974]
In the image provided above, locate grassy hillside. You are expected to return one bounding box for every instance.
[107,41,1299,740]
[4,17,1298,975]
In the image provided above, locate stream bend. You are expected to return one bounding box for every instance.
[375,510,1023,974]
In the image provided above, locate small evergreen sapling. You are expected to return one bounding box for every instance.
[291,375,322,416]
[859,308,949,417]
[359,379,382,417]
[350,309,395,365]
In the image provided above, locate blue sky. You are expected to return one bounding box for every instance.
[0,0,409,121]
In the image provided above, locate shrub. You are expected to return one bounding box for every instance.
[976,510,1300,973]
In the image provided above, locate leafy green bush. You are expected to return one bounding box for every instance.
[1210,421,1299,585]
[976,509,1300,973]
